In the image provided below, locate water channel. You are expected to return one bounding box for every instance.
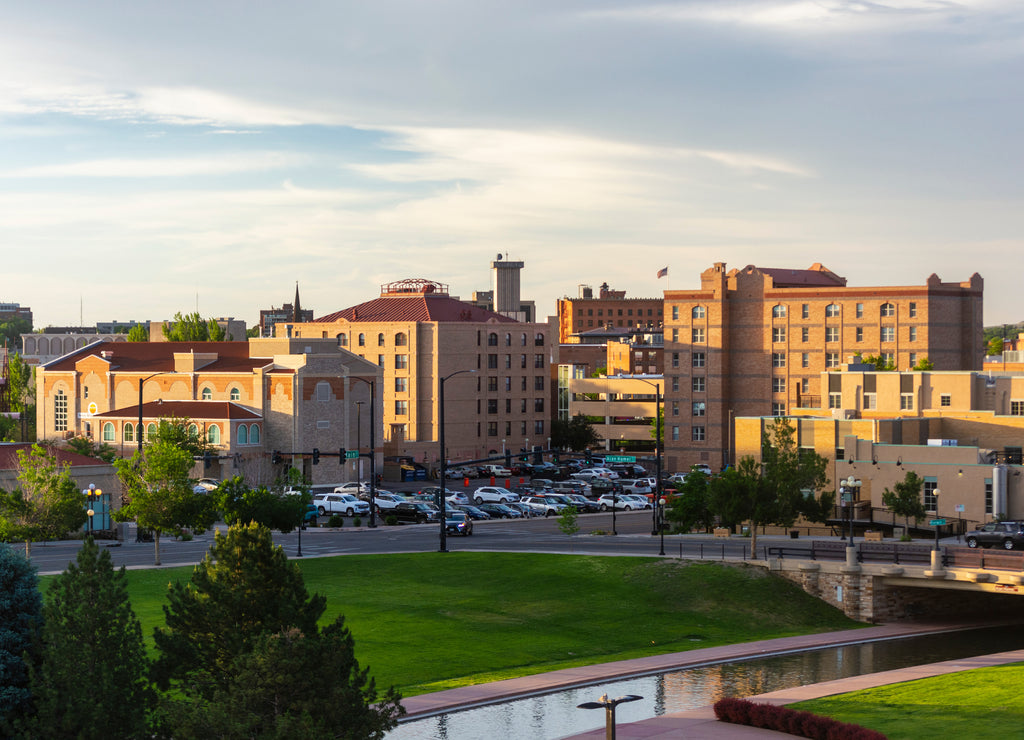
[386,623,1024,740]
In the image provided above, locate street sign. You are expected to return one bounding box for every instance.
[929,518,947,526]
[955,504,965,513]
[345,450,360,459]
[605,455,636,463]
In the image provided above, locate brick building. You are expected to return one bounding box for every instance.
[285,279,553,465]
[556,283,663,343]
[662,262,984,473]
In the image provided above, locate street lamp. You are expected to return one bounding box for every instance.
[438,369,477,553]
[933,487,942,551]
[138,372,173,453]
[577,693,643,740]
[840,475,861,545]
[83,483,102,536]
[355,401,364,481]
[349,377,378,528]
[658,496,666,556]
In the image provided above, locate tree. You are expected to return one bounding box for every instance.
[126,324,149,342]
[217,475,307,533]
[65,435,117,463]
[207,318,226,341]
[149,416,207,459]
[162,311,227,342]
[24,538,154,739]
[551,413,603,451]
[113,437,217,565]
[0,543,41,734]
[665,469,715,533]
[0,317,31,352]
[0,445,88,556]
[881,471,927,532]
[557,505,579,547]
[860,354,896,371]
[987,336,1006,357]
[912,356,935,371]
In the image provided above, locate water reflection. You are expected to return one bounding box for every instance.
[387,625,1024,740]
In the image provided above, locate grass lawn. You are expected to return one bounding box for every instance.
[43,552,860,697]
[790,664,1024,740]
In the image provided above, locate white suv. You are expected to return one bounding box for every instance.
[471,486,518,504]
[313,493,370,517]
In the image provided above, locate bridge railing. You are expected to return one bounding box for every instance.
[945,548,1024,571]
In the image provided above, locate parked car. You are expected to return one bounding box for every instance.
[418,486,458,505]
[571,467,618,482]
[530,461,560,477]
[313,493,370,517]
[480,464,513,478]
[619,479,654,496]
[622,493,653,509]
[507,501,540,518]
[445,491,470,505]
[472,486,519,504]
[511,461,534,476]
[596,493,637,511]
[530,478,556,491]
[549,480,590,496]
[194,477,220,492]
[445,511,473,536]
[334,481,372,494]
[444,465,476,479]
[478,502,522,519]
[457,504,492,520]
[565,493,601,513]
[391,501,440,524]
[370,492,407,514]
[520,495,567,517]
[589,479,624,497]
[302,503,319,526]
[965,521,1024,550]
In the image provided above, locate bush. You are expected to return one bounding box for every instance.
[385,516,398,527]
[713,698,885,740]
[353,516,362,528]
[328,515,344,528]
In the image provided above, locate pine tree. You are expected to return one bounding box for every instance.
[25,538,154,739]
[0,543,41,734]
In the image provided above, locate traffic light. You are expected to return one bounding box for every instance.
[271,450,282,465]
[339,448,346,465]
[312,448,320,465]
[504,450,512,469]
[552,451,560,464]
[585,449,592,465]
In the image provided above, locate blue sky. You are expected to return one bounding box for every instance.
[1,1,1021,328]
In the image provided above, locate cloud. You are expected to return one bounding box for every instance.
[0,152,313,179]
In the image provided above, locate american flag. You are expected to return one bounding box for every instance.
[657,266,668,278]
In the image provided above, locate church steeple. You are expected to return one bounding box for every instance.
[292,282,301,322]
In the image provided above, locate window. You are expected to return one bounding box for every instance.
[488,332,498,346]
[534,354,544,368]
[692,377,705,392]
[487,399,497,414]
[520,399,527,413]
[881,326,895,342]
[505,398,511,413]
[772,352,785,368]
[395,354,408,369]
[772,403,785,416]
[856,303,864,318]
[505,421,512,435]
[880,303,895,317]
[123,422,135,442]
[534,398,544,412]
[801,378,809,393]
[801,304,809,319]
[826,353,839,368]
[378,333,385,347]
[188,423,199,439]
[83,386,89,399]
[504,354,512,369]
[522,377,528,391]
[941,394,951,407]
[825,304,840,318]
[863,393,877,410]
[520,354,527,368]
[671,425,680,441]
[772,304,786,318]
[534,376,545,391]
[909,326,917,342]
[338,334,347,347]
[520,421,527,435]
[488,377,498,392]
[692,328,705,343]
[316,381,330,401]
[505,333,512,346]
[521,333,527,346]
[488,422,498,437]
[881,352,894,366]
[396,400,409,415]
[802,353,810,368]
[358,333,365,346]
[924,478,938,511]
[772,377,785,393]
[672,377,679,392]
[147,423,157,440]
[54,390,67,432]
[671,352,680,368]
[395,332,407,346]
[504,376,512,391]
[230,388,241,401]
[102,422,115,442]
[855,327,863,342]
[377,354,385,368]
[692,401,706,417]
[900,394,914,410]
[825,327,839,342]
[237,424,248,445]
[692,306,705,319]
[534,420,545,435]
[250,424,260,444]
[488,354,498,369]
[692,351,705,368]
[772,327,786,343]
[201,387,213,400]
[534,332,545,346]
[671,401,679,416]
[692,426,705,442]
[395,377,407,393]
[1011,401,1024,416]
[829,392,842,409]
[909,302,917,318]
[671,305,679,320]
[909,352,917,367]
[799,327,808,343]
[671,328,679,342]
[207,425,221,444]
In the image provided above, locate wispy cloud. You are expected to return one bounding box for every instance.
[0,152,312,179]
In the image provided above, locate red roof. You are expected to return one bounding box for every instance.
[318,293,518,324]
[94,401,261,421]
[751,263,847,288]
[42,341,264,373]
[0,443,109,471]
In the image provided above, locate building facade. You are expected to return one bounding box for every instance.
[662,262,984,474]
[567,374,662,455]
[556,283,663,343]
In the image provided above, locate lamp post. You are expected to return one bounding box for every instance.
[658,496,666,556]
[355,400,364,481]
[349,377,378,528]
[840,475,861,545]
[577,693,643,740]
[933,487,942,551]
[138,372,172,453]
[83,483,102,536]
[438,369,477,552]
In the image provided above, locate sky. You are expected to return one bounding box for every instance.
[1,0,1021,329]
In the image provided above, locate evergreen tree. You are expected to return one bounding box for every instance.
[0,543,41,734]
[25,538,154,739]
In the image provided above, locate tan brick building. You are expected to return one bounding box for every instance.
[35,337,381,487]
[285,279,552,465]
[663,262,984,474]
[556,283,663,343]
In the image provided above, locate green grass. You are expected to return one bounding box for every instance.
[790,664,1024,739]
[42,553,861,697]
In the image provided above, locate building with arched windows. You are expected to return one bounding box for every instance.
[34,337,381,486]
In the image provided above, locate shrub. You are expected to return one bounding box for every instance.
[353,516,362,528]
[385,516,398,526]
[328,515,344,528]
[712,698,885,740]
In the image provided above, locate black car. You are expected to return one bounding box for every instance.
[589,478,624,497]
[478,503,522,519]
[445,511,473,536]
[457,504,492,521]
[391,502,440,524]
[965,521,1024,550]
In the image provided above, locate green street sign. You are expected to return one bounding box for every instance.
[605,455,636,463]
[929,518,947,526]
[345,450,360,459]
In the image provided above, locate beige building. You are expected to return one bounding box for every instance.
[285,279,553,465]
[663,262,984,474]
[568,374,662,455]
[35,337,381,487]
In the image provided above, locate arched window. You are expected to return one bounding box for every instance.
[504,333,512,346]
[123,422,134,443]
[880,303,895,317]
[102,422,115,442]
[825,304,840,318]
[207,425,220,444]
[337,333,348,347]
[488,332,498,346]
[237,424,248,444]
[693,306,706,319]
[771,305,786,318]
[249,424,260,444]
[201,387,212,400]
[358,333,365,346]
[378,333,385,346]
[146,423,157,440]
[230,387,240,401]
[395,332,407,346]
[188,423,199,440]
[521,333,527,346]
[534,332,545,346]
